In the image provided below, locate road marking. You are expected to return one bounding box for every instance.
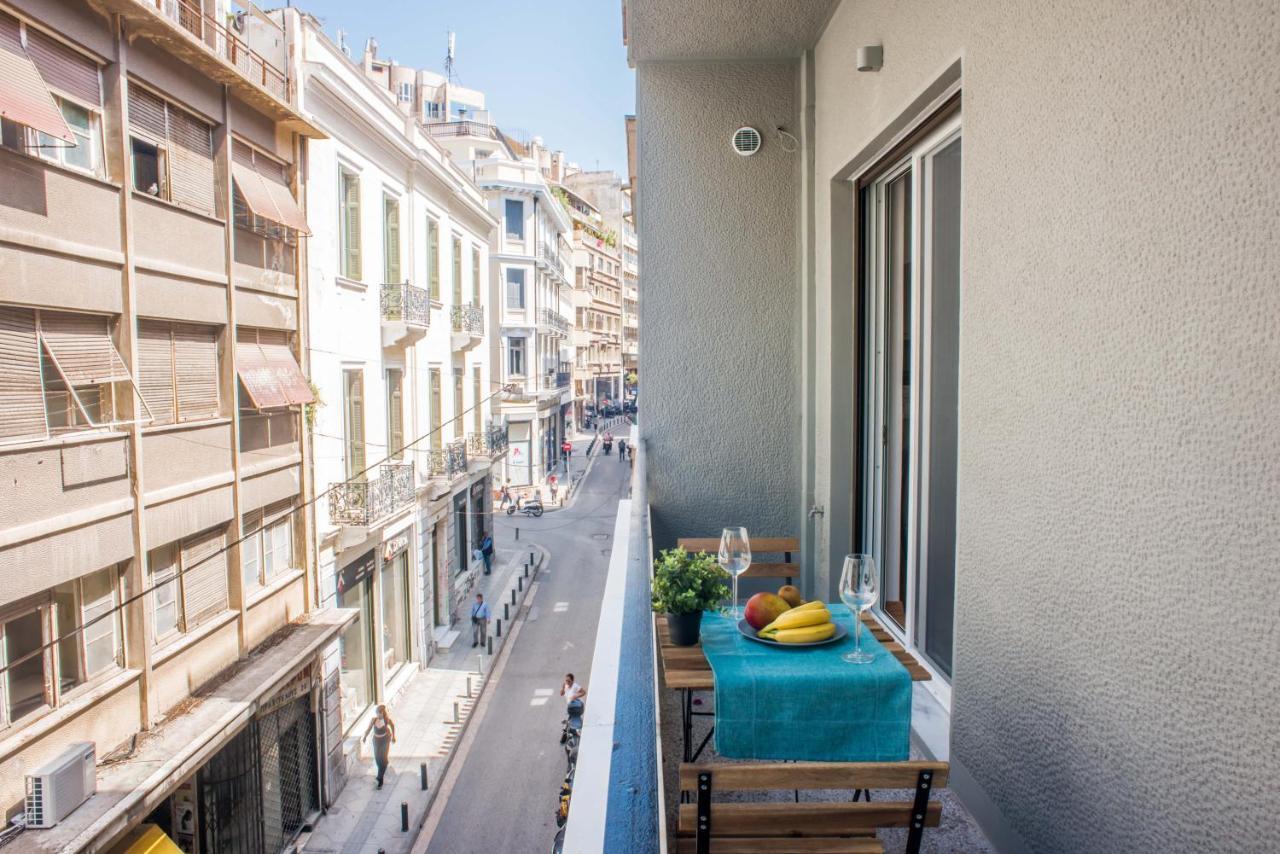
[553,601,569,613]
[530,688,553,707]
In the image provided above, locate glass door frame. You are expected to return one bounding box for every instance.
[858,112,962,705]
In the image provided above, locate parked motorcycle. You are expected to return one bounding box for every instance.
[560,698,584,769]
[506,495,544,517]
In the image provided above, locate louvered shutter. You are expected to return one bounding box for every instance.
[0,307,46,440]
[25,27,100,107]
[387,369,403,457]
[472,247,481,304]
[342,172,361,278]
[174,323,218,420]
[127,84,167,139]
[181,527,229,628]
[384,197,400,284]
[166,106,215,216]
[427,220,439,299]
[345,371,365,479]
[452,238,463,305]
[137,320,176,424]
[235,326,285,409]
[257,329,313,405]
[39,311,131,385]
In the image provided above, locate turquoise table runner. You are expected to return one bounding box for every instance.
[700,606,911,761]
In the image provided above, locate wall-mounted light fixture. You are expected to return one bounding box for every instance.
[857,45,883,72]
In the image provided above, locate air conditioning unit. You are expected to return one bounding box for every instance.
[26,743,96,829]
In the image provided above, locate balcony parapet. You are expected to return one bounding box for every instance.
[381,282,430,347]
[328,463,415,528]
[538,307,571,336]
[450,304,484,351]
[467,425,509,459]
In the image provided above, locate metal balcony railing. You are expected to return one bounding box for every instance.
[451,304,484,336]
[328,463,415,527]
[424,447,448,479]
[540,371,571,391]
[158,0,287,101]
[467,425,510,459]
[446,438,468,477]
[381,283,430,328]
[538,307,571,336]
[423,120,500,140]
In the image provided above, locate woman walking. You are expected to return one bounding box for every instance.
[363,703,397,789]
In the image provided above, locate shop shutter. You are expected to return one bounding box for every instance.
[137,320,176,424]
[0,307,47,440]
[181,527,229,628]
[174,323,219,420]
[127,84,167,139]
[25,27,100,107]
[166,105,215,215]
[39,311,131,385]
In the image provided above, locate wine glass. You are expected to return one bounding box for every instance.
[839,554,878,664]
[718,527,751,619]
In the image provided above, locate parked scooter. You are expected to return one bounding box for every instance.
[506,494,545,517]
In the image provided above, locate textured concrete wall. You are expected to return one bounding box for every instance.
[810,1,1280,849]
[636,61,800,551]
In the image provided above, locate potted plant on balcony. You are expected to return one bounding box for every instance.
[651,548,730,646]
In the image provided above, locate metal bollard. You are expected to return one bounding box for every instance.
[400,802,408,832]
[487,636,493,655]
[420,763,429,790]
[518,576,524,592]
[495,619,502,638]
[466,676,473,698]
[453,702,459,723]
[530,550,535,567]
[511,589,516,605]
[515,527,520,541]
[504,603,510,620]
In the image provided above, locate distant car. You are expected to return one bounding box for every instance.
[623,401,637,414]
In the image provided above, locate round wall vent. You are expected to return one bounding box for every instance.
[732,126,762,157]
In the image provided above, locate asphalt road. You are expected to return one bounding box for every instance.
[422,443,633,854]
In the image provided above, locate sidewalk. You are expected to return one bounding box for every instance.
[301,541,548,854]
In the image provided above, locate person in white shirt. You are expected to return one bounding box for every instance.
[560,673,587,709]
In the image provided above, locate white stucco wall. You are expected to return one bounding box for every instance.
[636,61,801,550]
[807,1,1280,849]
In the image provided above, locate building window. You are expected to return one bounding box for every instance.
[425,101,441,119]
[398,82,412,103]
[137,320,220,425]
[857,111,961,679]
[343,369,366,480]
[504,199,524,241]
[472,246,482,305]
[127,86,215,215]
[3,610,46,724]
[383,194,401,284]
[508,337,526,377]
[427,218,440,300]
[339,166,362,279]
[505,268,526,309]
[452,236,464,305]
[146,526,231,645]
[386,368,403,458]
[54,566,123,694]
[34,98,102,176]
[429,367,442,451]
[241,500,295,595]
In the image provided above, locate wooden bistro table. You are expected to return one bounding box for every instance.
[657,612,931,763]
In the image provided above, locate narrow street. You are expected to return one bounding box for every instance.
[420,436,634,853]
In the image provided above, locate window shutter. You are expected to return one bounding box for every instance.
[472,248,481,304]
[452,238,463,305]
[127,84,167,139]
[384,198,400,284]
[166,106,215,216]
[181,528,228,628]
[387,370,403,456]
[39,311,131,385]
[429,369,441,449]
[427,220,440,299]
[473,368,482,435]
[235,326,287,409]
[343,172,361,278]
[25,27,100,107]
[0,307,46,440]
[345,371,365,479]
[173,323,219,420]
[232,140,256,169]
[137,320,176,424]
[256,328,313,405]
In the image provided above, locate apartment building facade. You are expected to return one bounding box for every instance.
[0,0,342,851]
[558,183,624,424]
[287,10,502,789]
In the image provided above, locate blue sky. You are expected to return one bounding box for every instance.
[295,0,635,176]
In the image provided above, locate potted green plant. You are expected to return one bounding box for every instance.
[651,547,730,646]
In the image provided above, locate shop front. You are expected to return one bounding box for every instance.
[379,534,412,682]
[336,550,376,727]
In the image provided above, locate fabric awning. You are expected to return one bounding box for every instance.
[231,160,311,235]
[0,14,74,143]
[236,334,313,409]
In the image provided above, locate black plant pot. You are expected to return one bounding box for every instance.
[666,610,703,646]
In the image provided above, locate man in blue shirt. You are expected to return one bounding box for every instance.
[471,593,491,647]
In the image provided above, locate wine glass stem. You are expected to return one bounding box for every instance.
[854,613,862,654]
[732,576,739,617]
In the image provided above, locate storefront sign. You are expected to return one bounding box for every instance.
[382,533,409,562]
[338,550,375,595]
[259,669,315,718]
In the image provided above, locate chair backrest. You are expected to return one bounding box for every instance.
[676,536,799,580]
[677,761,948,854]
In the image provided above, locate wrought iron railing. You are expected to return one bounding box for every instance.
[467,426,509,458]
[451,304,484,336]
[424,447,448,479]
[328,463,415,527]
[538,307,571,336]
[541,372,571,391]
[158,0,288,101]
[381,283,430,328]
[446,439,468,477]
[423,121,500,140]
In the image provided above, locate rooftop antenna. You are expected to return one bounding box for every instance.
[444,31,458,82]
[336,28,349,57]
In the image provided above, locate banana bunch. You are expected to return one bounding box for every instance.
[758,601,837,643]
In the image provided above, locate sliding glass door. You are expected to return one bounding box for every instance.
[858,113,961,679]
